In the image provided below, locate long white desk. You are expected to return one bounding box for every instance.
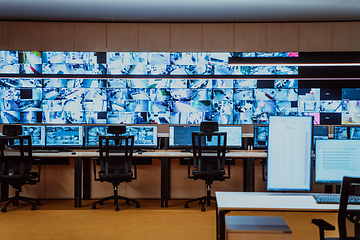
[215,192,360,240]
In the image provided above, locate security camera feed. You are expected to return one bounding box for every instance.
[45,125,83,147]
[313,126,329,147]
[84,125,158,148]
[253,125,268,148]
[206,126,242,148]
[333,126,348,139]
[22,125,46,146]
[169,125,200,147]
[349,127,360,140]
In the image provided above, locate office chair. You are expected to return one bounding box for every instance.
[0,125,41,212]
[92,125,140,211]
[184,121,230,212]
[312,176,360,240]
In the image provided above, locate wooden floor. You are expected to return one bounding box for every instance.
[0,199,339,240]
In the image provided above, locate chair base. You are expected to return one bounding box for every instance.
[0,194,41,212]
[184,191,216,212]
[92,194,140,211]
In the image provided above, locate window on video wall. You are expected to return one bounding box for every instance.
[0,50,359,125]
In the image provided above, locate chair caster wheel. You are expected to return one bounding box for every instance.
[115,205,120,211]
[184,203,189,208]
[199,200,203,205]
[92,205,96,209]
[37,201,41,206]
[136,203,140,208]
[125,200,130,205]
[31,205,36,210]
[201,206,206,212]
[1,208,6,212]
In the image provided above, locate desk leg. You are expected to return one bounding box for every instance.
[243,158,256,192]
[217,209,229,240]
[1,182,9,200]
[161,157,170,207]
[74,157,82,207]
[82,158,91,200]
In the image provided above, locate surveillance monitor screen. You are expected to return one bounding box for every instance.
[45,125,83,148]
[253,125,268,148]
[267,116,313,191]
[126,125,158,148]
[315,140,360,184]
[22,125,46,147]
[349,127,360,140]
[84,125,158,148]
[207,126,242,149]
[169,125,200,148]
[334,126,348,139]
[313,126,328,147]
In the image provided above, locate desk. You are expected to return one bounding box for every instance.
[215,192,360,240]
[1,150,267,208]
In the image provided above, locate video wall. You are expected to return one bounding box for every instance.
[0,50,359,125]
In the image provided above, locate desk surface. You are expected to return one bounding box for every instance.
[215,192,360,212]
[4,149,266,158]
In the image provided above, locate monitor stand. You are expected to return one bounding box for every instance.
[181,147,191,152]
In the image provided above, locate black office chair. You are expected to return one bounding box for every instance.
[0,125,41,212]
[312,176,360,240]
[184,121,230,212]
[92,125,140,211]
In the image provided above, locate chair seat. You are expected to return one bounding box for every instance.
[193,169,225,178]
[99,171,133,181]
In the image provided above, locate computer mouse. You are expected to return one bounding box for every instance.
[71,151,76,155]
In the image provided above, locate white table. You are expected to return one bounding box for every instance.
[215,192,360,240]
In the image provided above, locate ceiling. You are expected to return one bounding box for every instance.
[1,0,360,23]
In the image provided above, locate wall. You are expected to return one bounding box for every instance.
[1,21,360,52]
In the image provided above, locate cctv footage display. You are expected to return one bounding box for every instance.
[84,125,157,148]
[45,125,83,147]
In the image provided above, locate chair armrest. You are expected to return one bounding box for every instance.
[34,158,41,182]
[311,219,335,240]
[92,158,100,181]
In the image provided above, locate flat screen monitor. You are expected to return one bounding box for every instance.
[313,126,328,147]
[84,125,158,148]
[349,127,360,140]
[206,126,242,149]
[334,126,348,139]
[253,125,268,148]
[126,125,158,148]
[315,139,360,184]
[267,116,313,191]
[84,125,108,147]
[22,125,46,147]
[45,125,83,148]
[169,125,200,148]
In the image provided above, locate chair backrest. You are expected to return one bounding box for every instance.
[191,131,227,173]
[0,135,33,178]
[98,135,134,177]
[338,176,360,240]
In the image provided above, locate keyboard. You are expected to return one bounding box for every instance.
[313,194,360,204]
[32,149,60,153]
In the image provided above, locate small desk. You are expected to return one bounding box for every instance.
[215,192,360,240]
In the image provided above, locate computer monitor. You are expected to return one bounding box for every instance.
[207,126,242,149]
[333,126,348,139]
[22,125,46,147]
[315,139,360,184]
[126,125,158,149]
[84,125,158,149]
[313,126,328,147]
[84,125,108,148]
[267,116,313,191]
[349,127,360,140]
[253,125,268,149]
[45,125,83,149]
[168,125,200,149]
